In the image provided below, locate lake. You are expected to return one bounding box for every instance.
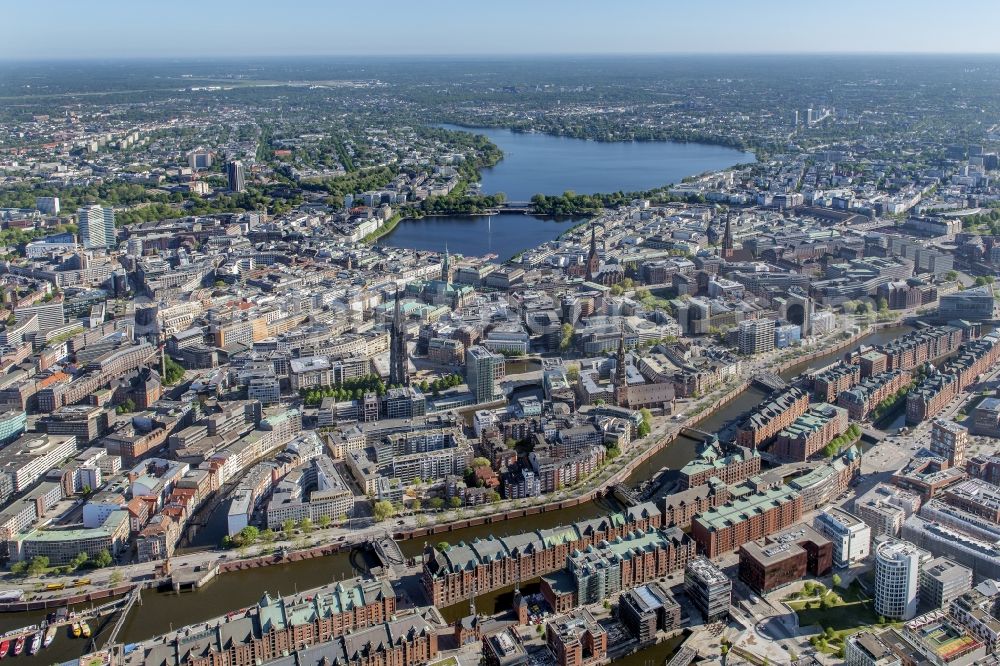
[442,123,756,201]
[379,213,581,260]
[378,125,754,258]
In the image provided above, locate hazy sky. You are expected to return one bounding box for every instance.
[5,0,1000,60]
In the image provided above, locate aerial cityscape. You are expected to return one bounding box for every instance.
[4,3,1000,666]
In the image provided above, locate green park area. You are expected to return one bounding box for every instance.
[784,581,899,656]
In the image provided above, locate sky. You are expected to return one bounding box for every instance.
[5,0,1000,60]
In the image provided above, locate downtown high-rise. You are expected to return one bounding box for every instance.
[76,205,115,249]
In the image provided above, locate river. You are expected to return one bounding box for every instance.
[2,325,909,664]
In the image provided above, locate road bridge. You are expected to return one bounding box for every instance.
[750,372,787,393]
[610,483,640,507]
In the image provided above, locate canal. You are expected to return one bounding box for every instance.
[1,326,908,663]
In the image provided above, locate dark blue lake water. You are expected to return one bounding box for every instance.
[380,126,753,258]
[379,213,581,260]
[442,124,755,201]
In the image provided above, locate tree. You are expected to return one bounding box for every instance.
[282,518,296,539]
[373,500,395,522]
[27,556,49,575]
[299,517,313,534]
[410,499,422,512]
[832,573,842,588]
[93,550,113,568]
[638,408,653,438]
[448,496,463,508]
[317,515,332,529]
[260,528,276,543]
[109,570,125,585]
[428,497,444,510]
[9,561,26,576]
[239,525,259,545]
[435,542,450,552]
[471,457,491,468]
[559,323,575,351]
[163,355,186,385]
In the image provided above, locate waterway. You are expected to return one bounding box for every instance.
[379,213,581,260]
[441,124,755,201]
[1,326,909,664]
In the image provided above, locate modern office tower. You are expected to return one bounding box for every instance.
[388,291,410,387]
[684,556,731,622]
[14,300,65,334]
[875,539,922,621]
[466,345,505,404]
[227,160,246,193]
[35,196,59,215]
[618,582,681,644]
[77,205,114,249]
[919,557,972,611]
[938,286,995,321]
[930,419,968,467]
[737,318,775,355]
[814,508,872,569]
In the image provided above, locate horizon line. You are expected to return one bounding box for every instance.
[4,50,1000,64]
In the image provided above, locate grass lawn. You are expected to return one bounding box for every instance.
[785,582,898,655]
[427,658,460,666]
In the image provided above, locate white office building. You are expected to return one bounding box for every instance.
[875,539,922,621]
[814,507,872,568]
[77,205,115,250]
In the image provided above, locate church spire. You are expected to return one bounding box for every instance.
[389,289,410,387]
[722,212,734,260]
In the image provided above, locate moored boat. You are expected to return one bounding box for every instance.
[43,626,56,648]
[28,632,41,655]
[71,622,81,638]
[12,635,25,656]
[0,639,11,659]
[80,621,91,639]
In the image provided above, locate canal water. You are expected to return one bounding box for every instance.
[0,326,908,664]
